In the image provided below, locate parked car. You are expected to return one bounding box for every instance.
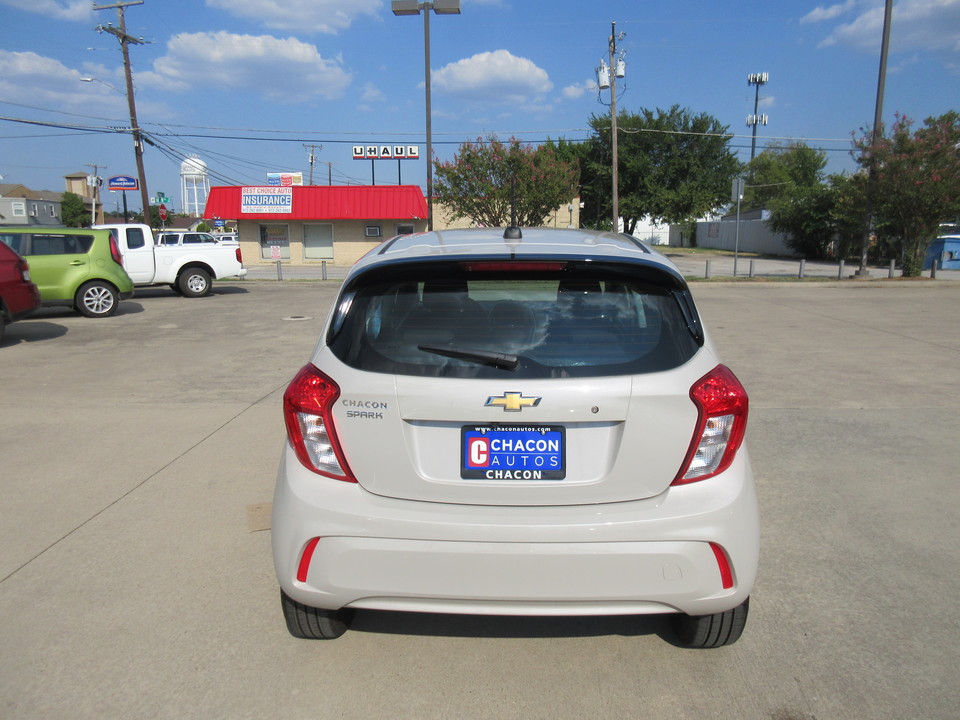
[272,226,759,648]
[0,228,133,317]
[97,224,246,297]
[155,231,219,246]
[0,241,41,343]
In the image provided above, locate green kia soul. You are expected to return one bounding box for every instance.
[0,228,134,317]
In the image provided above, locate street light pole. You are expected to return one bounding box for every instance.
[392,0,460,232]
[94,1,151,227]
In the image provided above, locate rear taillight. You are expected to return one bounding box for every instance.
[235,247,243,264]
[109,235,124,267]
[18,259,31,282]
[283,365,356,482]
[673,365,748,485]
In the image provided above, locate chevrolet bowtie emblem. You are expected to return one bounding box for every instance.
[485,392,541,412]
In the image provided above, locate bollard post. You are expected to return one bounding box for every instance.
[322,260,328,281]
[799,259,806,279]
[889,259,896,278]
[838,259,845,280]
[705,259,711,279]
[931,260,938,279]
[749,259,756,278]
[276,260,283,281]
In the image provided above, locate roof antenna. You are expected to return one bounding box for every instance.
[503,171,522,240]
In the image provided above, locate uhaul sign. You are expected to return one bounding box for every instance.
[353,145,420,160]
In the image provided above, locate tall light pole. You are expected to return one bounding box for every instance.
[858,0,894,276]
[746,73,769,162]
[597,22,625,232]
[392,0,460,231]
[94,1,151,227]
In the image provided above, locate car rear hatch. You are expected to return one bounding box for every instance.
[317,257,715,507]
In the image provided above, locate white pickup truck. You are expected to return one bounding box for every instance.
[95,223,246,297]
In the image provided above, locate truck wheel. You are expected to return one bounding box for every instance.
[281,590,352,639]
[178,268,211,298]
[76,281,119,318]
[672,597,749,648]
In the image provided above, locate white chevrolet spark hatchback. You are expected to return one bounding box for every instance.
[272,227,758,648]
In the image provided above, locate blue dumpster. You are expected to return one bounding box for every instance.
[923,236,960,271]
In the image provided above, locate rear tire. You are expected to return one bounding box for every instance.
[672,597,749,648]
[177,268,211,298]
[280,590,353,639]
[75,281,119,318]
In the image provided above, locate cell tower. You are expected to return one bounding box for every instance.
[180,155,210,216]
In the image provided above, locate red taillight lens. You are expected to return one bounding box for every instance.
[235,247,243,264]
[18,259,31,282]
[672,364,748,485]
[283,365,356,482]
[109,235,124,267]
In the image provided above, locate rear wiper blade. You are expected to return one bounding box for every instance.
[417,344,520,370]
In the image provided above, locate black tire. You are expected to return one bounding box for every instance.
[177,267,211,298]
[280,590,353,639]
[75,281,119,318]
[0,319,6,345]
[672,597,749,648]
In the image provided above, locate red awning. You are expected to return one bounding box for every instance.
[203,185,427,221]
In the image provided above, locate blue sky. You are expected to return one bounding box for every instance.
[1,0,958,214]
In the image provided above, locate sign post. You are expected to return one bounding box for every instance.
[107,175,138,223]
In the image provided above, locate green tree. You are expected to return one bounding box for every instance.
[747,143,837,258]
[744,142,827,210]
[581,105,741,233]
[433,136,579,227]
[60,191,89,227]
[854,111,960,276]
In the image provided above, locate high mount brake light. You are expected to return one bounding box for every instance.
[673,364,748,485]
[459,261,568,272]
[283,365,356,482]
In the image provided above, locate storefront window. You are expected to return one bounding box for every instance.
[260,224,290,260]
[303,224,334,260]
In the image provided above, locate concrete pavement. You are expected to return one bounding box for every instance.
[1,279,958,719]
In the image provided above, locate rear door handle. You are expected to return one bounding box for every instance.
[70,260,84,265]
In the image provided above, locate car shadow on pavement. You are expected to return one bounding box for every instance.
[347,609,674,641]
[2,320,68,344]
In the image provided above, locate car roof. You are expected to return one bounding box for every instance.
[1,227,110,236]
[355,227,680,275]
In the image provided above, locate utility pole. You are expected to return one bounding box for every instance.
[85,163,106,224]
[94,1,151,227]
[304,144,322,185]
[597,22,625,232]
[320,161,336,186]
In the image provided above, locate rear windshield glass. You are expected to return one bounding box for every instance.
[328,264,700,379]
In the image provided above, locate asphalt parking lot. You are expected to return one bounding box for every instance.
[1,278,958,719]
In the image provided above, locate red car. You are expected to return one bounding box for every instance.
[0,240,42,344]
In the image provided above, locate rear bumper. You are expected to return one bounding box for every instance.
[272,445,759,617]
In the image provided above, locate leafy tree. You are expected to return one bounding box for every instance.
[744,142,828,210]
[433,136,579,227]
[60,192,89,227]
[854,111,960,276]
[747,143,837,257]
[581,105,741,233]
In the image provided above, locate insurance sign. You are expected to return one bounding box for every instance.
[241,186,292,214]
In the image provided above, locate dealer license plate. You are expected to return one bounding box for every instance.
[461,424,565,480]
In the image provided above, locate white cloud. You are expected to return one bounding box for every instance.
[561,79,596,100]
[801,0,858,24]
[0,50,127,113]
[813,0,960,55]
[432,50,553,105]
[205,0,381,34]
[0,0,91,21]
[142,32,352,103]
